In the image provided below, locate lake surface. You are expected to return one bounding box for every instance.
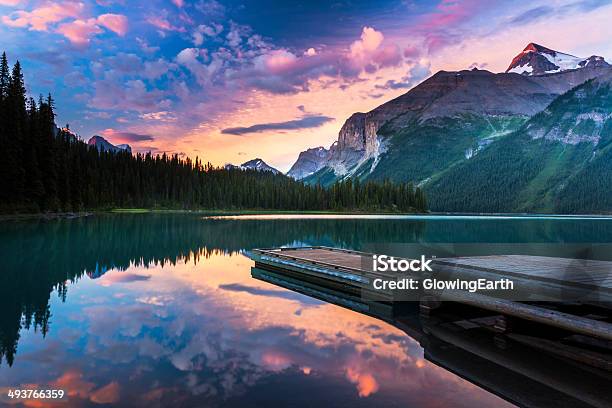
[1,213,612,407]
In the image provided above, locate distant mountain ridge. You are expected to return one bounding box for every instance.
[88,135,132,154]
[287,43,612,213]
[225,158,280,174]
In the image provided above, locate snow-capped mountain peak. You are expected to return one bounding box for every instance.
[506,43,610,76]
[224,158,280,174]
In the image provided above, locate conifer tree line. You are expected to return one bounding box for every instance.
[0,52,427,213]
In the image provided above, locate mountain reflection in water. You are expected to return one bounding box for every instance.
[1,213,611,407]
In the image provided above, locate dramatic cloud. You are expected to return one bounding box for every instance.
[143,58,173,79]
[90,79,169,112]
[89,382,120,404]
[349,26,384,62]
[346,368,380,398]
[97,13,128,35]
[2,1,84,30]
[140,111,176,122]
[176,47,222,86]
[57,18,103,45]
[192,23,223,45]
[1,2,127,45]
[218,26,405,94]
[221,115,334,135]
[147,14,185,32]
[414,0,491,52]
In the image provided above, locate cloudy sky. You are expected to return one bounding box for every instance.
[2,0,612,170]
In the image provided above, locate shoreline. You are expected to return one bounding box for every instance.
[0,212,95,222]
[1,208,612,222]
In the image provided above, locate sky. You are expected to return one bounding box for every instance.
[1,0,612,171]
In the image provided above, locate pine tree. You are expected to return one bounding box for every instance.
[24,97,44,207]
[4,60,27,205]
[0,52,9,101]
[0,52,10,205]
[39,93,59,209]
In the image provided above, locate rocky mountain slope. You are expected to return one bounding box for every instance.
[290,43,612,213]
[286,146,329,179]
[88,135,132,154]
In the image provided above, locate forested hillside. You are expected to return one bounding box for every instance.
[0,53,427,214]
[426,75,612,213]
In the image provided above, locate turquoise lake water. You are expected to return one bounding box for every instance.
[1,213,611,407]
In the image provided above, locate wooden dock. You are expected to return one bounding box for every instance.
[250,246,612,342]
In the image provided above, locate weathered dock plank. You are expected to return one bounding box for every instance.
[435,255,612,291]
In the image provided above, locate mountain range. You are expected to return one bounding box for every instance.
[287,43,612,213]
[86,135,283,175]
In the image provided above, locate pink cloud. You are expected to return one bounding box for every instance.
[346,368,380,398]
[90,78,169,112]
[414,0,490,52]
[349,26,384,62]
[57,13,128,45]
[257,49,298,74]
[373,43,402,68]
[100,128,155,142]
[172,0,184,7]
[97,13,128,35]
[2,1,84,31]
[419,0,475,29]
[1,2,128,45]
[144,58,173,79]
[147,15,185,32]
[90,382,120,404]
[57,18,103,46]
[403,45,421,59]
[176,47,223,86]
[219,26,407,94]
